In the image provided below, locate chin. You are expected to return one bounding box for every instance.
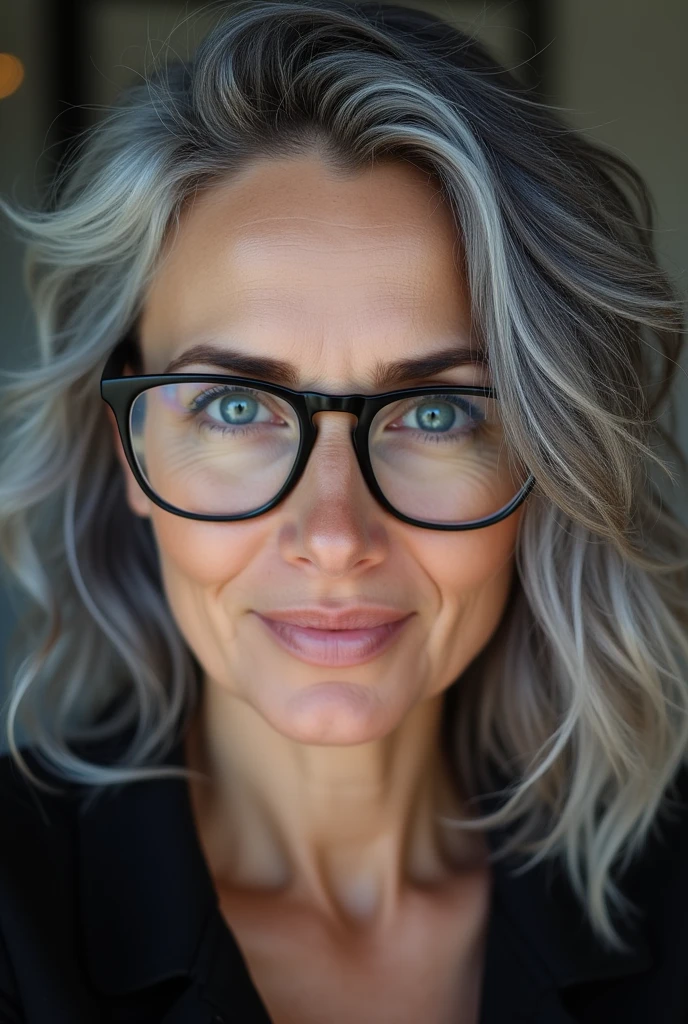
[257,679,401,746]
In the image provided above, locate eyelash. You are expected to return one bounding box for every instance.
[386,394,485,440]
[188,384,259,409]
[187,384,282,436]
[185,385,485,444]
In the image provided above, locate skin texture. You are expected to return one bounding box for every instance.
[109,152,525,1022]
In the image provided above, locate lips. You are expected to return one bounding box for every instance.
[252,607,414,667]
[256,607,411,630]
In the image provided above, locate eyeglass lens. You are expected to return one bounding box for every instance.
[128,382,529,524]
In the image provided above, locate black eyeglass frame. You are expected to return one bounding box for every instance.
[100,339,536,530]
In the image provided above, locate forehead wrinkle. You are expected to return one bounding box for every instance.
[222,212,439,261]
[200,197,437,232]
[244,227,408,248]
[223,212,424,228]
[227,242,430,285]
[222,283,436,331]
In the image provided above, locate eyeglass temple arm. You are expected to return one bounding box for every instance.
[102,331,142,379]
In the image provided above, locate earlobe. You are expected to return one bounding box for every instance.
[105,405,152,519]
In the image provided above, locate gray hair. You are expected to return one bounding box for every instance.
[1,0,686,953]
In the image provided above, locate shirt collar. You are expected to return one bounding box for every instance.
[76,728,654,1006]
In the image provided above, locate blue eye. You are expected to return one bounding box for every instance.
[215,394,259,424]
[400,396,482,434]
[412,400,458,432]
[188,387,276,428]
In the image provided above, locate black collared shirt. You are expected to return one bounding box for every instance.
[0,725,687,1023]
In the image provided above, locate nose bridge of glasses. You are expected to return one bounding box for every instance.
[304,393,366,420]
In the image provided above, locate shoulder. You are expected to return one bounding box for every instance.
[0,740,94,913]
[0,744,77,850]
[0,730,139,1019]
[642,761,688,863]
[0,724,139,849]
[0,726,133,886]
[627,761,688,895]
[0,744,82,1019]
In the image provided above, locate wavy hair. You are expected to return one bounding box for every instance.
[1,0,687,953]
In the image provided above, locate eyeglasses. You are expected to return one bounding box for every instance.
[100,338,536,531]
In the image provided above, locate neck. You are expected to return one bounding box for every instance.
[185,676,486,930]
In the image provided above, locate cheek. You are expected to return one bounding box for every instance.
[148,511,274,680]
[411,511,521,596]
[150,511,265,586]
[406,511,522,684]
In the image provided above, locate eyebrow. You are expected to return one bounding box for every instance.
[162,342,489,390]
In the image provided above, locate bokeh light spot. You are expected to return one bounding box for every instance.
[0,54,25,100]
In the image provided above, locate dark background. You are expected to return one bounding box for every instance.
[1,0,686,716]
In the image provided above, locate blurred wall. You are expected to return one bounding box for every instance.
[0,0,686,717]
[552,0,688,480]
[0,0,50,733]
[0,0,47,366]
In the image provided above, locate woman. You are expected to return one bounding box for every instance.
[0,1,686,1021]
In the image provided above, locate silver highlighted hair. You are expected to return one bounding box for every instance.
[0,0,687,953]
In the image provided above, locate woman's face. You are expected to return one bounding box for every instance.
[113,154,524,745]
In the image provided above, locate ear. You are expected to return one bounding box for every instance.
[106,401,152,520]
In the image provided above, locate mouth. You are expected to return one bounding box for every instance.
[252,608,414,667]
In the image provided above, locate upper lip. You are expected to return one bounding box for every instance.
[255,607,412,630]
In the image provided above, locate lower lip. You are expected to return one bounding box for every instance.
[253,613,413,667]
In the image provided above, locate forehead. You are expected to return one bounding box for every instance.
[138,155,475,385]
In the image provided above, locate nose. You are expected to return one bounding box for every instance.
[276,412,389,577]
